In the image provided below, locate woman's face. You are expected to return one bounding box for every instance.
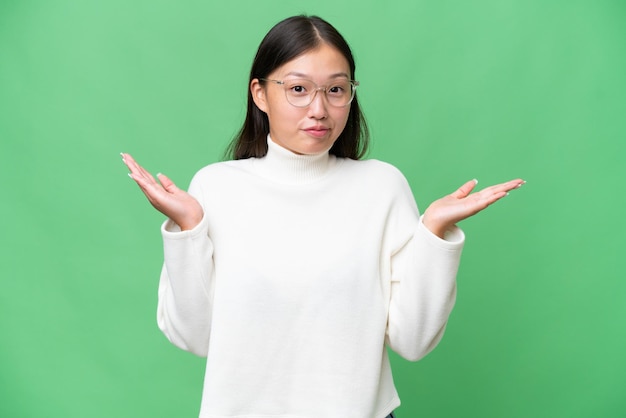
[251,43,352,155]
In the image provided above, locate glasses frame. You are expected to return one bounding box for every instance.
[260,77,359,108]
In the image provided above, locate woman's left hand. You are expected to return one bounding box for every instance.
[422,178,525,238]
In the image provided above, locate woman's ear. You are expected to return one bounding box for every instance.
[250,79,268,113]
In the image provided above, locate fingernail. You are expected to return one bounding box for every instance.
[127,173,133,179]
[473,179,478,184]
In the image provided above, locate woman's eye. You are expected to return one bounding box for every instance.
[288,84,309,95]
[328,85,346,95]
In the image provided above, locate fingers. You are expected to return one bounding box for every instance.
[121,153,147,179]
[122,153,156,185]
[121,153,140,173]
[468,178,526,210]
[478,178,525,197]
[122,153,166,192]
[121,153,203,228]
[453,178,525,198]
[475,189,508,209]
[121,153,183,199]
[424,177,525,236]
[450,178,526,214]
[506,178,526,191]
[121,153,168,206]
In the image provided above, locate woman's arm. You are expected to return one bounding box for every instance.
[122,153,214,356]
[157,213,215,356]
[386,177,524,361]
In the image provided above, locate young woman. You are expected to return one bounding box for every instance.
[122,15,524,418]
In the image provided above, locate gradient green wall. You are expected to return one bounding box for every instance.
[2,0,624,417]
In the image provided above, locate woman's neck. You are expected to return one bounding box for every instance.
[253,135,338,185]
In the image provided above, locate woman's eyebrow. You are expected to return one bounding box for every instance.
[283,71,350,79]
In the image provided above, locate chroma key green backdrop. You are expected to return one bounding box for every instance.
[1,0,624,417]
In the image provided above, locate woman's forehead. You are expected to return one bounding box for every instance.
[272,44,351,79]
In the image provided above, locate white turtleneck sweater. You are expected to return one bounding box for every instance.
[157,136,464,418]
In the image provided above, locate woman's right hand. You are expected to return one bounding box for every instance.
[121,153,204,231]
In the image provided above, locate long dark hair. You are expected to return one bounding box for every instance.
[225,15,369,160]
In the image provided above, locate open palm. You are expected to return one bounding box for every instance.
[121,153,204,231]
[423,178,525,238]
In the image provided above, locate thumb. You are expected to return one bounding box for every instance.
[156,173,180,194]
[451,179,479,199]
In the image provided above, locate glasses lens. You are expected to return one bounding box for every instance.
[326,80,354,107]
[283,79,355,107]
[283,79,315,107]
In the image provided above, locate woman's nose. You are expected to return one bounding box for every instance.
[307,89,328,118]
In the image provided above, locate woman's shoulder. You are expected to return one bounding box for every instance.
[193,158,256,177]
[337,158,414,200]
[188,158,257,189]
[343,158,409,183]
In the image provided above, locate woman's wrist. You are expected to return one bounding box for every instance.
[178,215,203,231]
[422,214,449,239]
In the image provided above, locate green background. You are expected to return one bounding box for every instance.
[1,0,624,417]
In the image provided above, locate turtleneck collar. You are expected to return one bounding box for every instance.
[253,135,340,185]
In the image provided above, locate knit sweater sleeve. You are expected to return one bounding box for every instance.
[156,177,215,357]
[385,172,465,362]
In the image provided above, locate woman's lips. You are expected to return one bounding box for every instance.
[304,127,329,138]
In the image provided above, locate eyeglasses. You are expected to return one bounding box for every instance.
[261,78,359,108]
